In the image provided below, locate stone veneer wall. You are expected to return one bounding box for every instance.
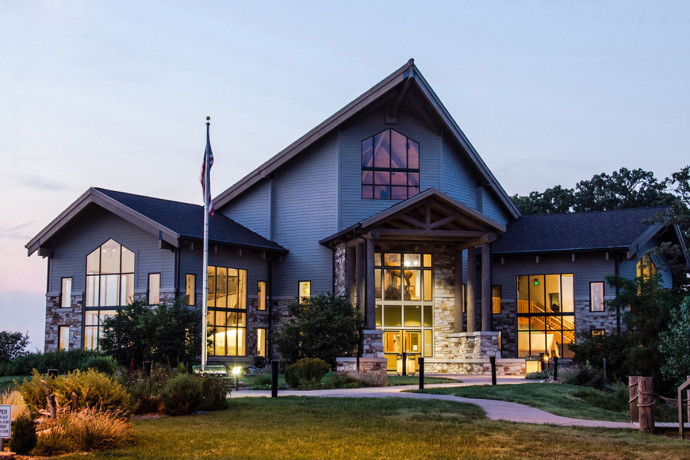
[45,294,83,352]
[333,242,347,297]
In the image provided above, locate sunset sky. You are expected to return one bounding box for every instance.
[1,1,688,348]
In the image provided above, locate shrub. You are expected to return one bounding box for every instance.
[276,293,363,367]
[118,367,172,414]
[198,375,230,411]
[8,414,37,454]
[525,370,550,380]
[81,356,117,374]
[285,358,329,389]
[559,366,603,388]
[159,373,202,415]
[320,371,359,389]
[18,369,134,417]
[33,407,133,456]
[0,349,104,376]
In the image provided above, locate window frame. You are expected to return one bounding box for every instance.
[185,274,196,306]
[361,128,421,200]
[148,273,161,305]
[206,265,248,357]
[60,277,72,309]
[298,281,311,304]
[589,281,605,312]
[491,285,502,314]
[257,327,267,358]
[257,280,267,311]
[58,325,70,351]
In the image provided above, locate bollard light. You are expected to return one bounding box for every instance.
[232,366,241,391]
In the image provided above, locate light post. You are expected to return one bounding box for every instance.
[232,366,241,391]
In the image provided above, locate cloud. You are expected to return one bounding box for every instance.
[14,174,74,192]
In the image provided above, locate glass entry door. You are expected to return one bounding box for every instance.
[384,330,421,372]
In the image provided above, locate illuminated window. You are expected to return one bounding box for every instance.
[58,326,70,351]
[374,252,434,371]
[591,328,605,336]
[60,278,72,309]
[361,129,420,200]
[148,273,160,305]
[185,274,196,306]
[492,285,501,314]
[257,328,266,357]
[258,281,267,311]
[636,254,657,280]
[590,282,604,312]
[84,239,134,350]
[207,266,247,357]
[298,281,311,303]
[517,274,575,359]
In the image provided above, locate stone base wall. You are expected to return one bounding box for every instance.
[45,294,83,352]
[445,331,500,359]
[336,357,388,386]
[575,300,618,337]
[361,330,384,357]
[425,358,525,375]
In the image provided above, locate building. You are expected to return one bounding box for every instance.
[27,60,689,374]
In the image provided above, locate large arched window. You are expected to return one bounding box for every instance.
[361,129,420,200]
[84,239,135,350]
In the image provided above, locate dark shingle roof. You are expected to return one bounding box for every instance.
[492,207,667,254]
[95,188,285,252]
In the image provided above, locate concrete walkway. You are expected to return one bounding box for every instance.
[231,375,635,429]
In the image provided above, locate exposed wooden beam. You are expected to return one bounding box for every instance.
[425,203,431,228]
[394,214,426,229]
[370,229,485,239]
[428,213,463,230]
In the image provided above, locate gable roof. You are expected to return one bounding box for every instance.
[26,188,286,256]
[213,59,520,219]
[491,207,680,258]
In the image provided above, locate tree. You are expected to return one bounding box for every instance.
[0,331,29,362]
[511,185,575,215]
[659,296,690,387]
[275,293,363,368]
[100,298,201,368]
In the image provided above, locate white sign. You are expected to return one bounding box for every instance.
[0,404,11,438]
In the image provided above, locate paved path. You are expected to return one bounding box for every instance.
[231,375,635,429]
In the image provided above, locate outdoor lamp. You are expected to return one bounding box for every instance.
[232,366,241,391]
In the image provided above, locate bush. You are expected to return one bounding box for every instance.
[320,371,359,389]
[33,407,133,456]
[198,375,230,411]
[118,368,171,414]
[8,414,37,454]
[525,370,550,380]
[276,293,363,367]
[159,373,202,415]
[81,356,117,374]
[18,369,134,417]
[285,358,329,389]
[0,349,105,376]
[559,366,604,388]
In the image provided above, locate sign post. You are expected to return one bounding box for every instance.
[0,404,11,451]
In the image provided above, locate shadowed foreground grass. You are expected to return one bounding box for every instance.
[61,397,690,459]
[421,383,630,422]
[387,375,459,386]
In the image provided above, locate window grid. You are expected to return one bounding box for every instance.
[207,266,247,357]
[361,129,420,200]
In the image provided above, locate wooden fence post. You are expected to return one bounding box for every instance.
[638,376,655,433]
[628,376,639,423]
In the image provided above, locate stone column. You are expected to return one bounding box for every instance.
[365,237,376,330]
[466,246,476,332]
[481,241,491,331]
[346,245,356,302]
[453,248,464,333]
[355,242,365,313]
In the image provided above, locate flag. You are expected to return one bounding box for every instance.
[200,123,214,216]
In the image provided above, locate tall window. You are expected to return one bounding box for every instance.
[298,281,311,304]
[58,326,70,351]
[590,282,604,312]
[361,129,420,200]
[207,266,247,357]
[84,239,134,350]
[517,274,575,359]
[148,273,161,305]
[374,252,434,371]
[257,327,266,358]
[60,278,72,309]
[637,254,657,280]
[186,274,196,306]
[258,281,267,311]
[492,285,501,314]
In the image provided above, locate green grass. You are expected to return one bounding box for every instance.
[421,383,630,422]
[59,397,690,459]
[387,375,460,386]
[0,375,28,392]
[238,373,287,389]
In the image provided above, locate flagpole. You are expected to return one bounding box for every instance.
[201,117,211,372]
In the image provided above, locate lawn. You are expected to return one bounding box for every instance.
[0,375,28,392]
[387,375,459,386]
[59,397,690,459]
[421,383,630,422]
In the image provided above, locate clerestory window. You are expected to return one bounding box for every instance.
[361,129,420,200]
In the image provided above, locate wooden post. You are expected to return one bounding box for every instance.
[628,376,639,423]
[466,247,476,332]
[481,242,491,331]
[355,242,365,313]
[637,376,655,433]
[365,238,376,330]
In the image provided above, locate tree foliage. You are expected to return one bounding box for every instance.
[275,293,363,368]
[100,298,201,368]
[0,330,29,362]
[659,296,690,387]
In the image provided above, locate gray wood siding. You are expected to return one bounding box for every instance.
[178,245,269,305]
[270,134,338,296]
[338,108,442,230]
[483,188,510,225]
[46,205,175,296]
[440,136,479,209]
[220,180,270,239]
[491,252,617,303]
